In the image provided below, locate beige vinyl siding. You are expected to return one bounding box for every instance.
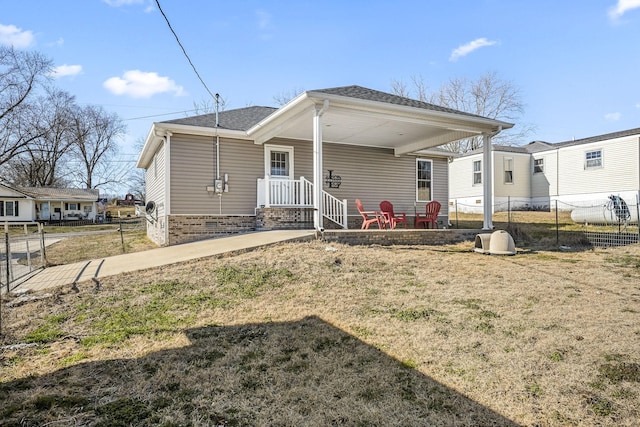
[493,152,531,198]
[145,142,166,217]
[170,134,263,215]
[321,143,448,217]
[556,137,639,196]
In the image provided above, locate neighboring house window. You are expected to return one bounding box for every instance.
[534,158,544,173]
[473,160,482,185]
[504,157,514,184]
[585,149,602,169]
[0,201,19,217]
[416,159,432,201]
[65,203,79,211]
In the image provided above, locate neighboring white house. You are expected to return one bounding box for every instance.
[0,183,99,222]
[449,127,640,213]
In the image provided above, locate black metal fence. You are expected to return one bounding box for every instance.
[449,196,640,248]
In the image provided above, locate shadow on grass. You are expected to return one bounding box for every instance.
[0,316,519,426]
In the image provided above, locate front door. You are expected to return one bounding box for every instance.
[265,145,294,205]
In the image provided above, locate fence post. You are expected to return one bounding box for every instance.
[119,216,125,253]
[455,199,459,229]
[40,223,47,267]
[637,194,640,243]
[508,196,511,227]
[4,222,10,293]
[555,199,560,245]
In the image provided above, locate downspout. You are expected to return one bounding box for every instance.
[164,131,172,245]
[313,100,329,232]
[215,93,221,215]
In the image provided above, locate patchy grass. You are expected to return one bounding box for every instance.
[2,241,640,426]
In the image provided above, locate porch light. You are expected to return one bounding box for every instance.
[325,170,342,188]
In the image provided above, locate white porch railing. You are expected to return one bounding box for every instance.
[257,176,348,228]
[322,190,348,229]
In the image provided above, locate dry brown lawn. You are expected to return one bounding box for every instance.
[1,239,639,426]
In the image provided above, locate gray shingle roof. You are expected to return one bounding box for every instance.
[162,85,502,132]
[163,106,277,131]
[18,187,99,201]
[553,127,640,148]
[311,85,491,120]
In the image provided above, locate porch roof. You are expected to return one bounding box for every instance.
[138,85,513,168]
[247,85,514,156]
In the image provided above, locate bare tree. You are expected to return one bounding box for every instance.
[0,46,52,166]
[273,87,305,106]
[5,89,77,187]
[70,105,127,189]
[392,71,535,152]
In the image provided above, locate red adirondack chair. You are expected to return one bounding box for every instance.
[379,200,407,229]
[415,201,441,229]
[355,199,384,229]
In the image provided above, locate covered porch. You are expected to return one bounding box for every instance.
[248,86,513,231]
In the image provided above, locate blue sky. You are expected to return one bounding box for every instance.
[2,0,640,161]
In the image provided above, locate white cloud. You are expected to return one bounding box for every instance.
[608,0,640,20]
[50,64,83,79]
[449,38,497,61]
[103,0,145,6]
[103,70,185,98]
[0,24,35,48]
[604,112,622,121]
[256,9,272,30]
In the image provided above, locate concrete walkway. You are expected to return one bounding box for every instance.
[11,230,315,293]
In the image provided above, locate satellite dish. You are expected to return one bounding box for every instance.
[145,201,156,215]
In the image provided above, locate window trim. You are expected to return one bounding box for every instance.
[533,158,544,173]
[415,158,433,202]
[472,160,482,185]
[264,144,294,179]
[585,149,603,169]
[503,157,514,184]
[0,200,19,217]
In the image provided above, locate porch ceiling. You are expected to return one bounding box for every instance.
[248,91,513,156]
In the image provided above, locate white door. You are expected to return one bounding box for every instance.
[265,145,294,205]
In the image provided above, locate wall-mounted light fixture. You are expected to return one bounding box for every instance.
[325,170,342,188]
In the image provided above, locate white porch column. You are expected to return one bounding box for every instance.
[482,133,493,230]
[312,101,328,231]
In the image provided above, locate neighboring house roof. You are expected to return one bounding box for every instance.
[458,144,531,158]
[17,187,99,201]
[0,182,34,199]
[525,127,640,153]
[163,106,277,131]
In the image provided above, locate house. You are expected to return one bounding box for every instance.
[0,183,99,222]
[449,127,640,213]
[136,85,513,246]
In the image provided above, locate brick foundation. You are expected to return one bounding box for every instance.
[167,215,256,245]
[321,229,481,246]
[256,207,314,230]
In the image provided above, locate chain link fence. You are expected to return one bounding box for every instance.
[1,218,146,294]
[449,195,640,248]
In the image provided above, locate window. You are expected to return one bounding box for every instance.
[0,200,19,217]
[270,151,289,176]
[585,149,602,169]
[504,157,514,184]
[65,203,79,211]
[264,145,294,179]
[534,158,544,173]
[473,160,482,185]
[416,159,432,201]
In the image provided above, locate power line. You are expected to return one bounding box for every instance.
[154,0,217,100]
